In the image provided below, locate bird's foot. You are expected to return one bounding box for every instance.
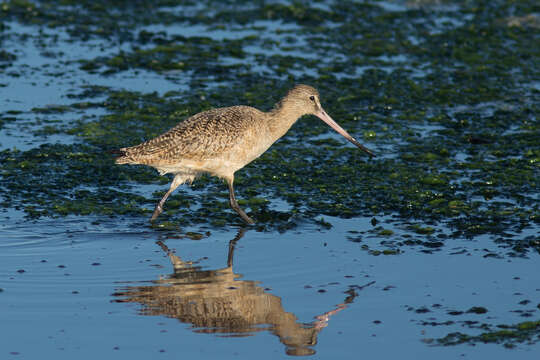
[236,207,255,225]
[150,204,163,222]
[242,215,255,225]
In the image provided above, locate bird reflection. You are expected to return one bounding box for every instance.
[112,228,357,356]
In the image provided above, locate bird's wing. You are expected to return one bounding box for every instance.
[119,106,260,164]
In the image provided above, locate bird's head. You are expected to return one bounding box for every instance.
[282,84,375,158]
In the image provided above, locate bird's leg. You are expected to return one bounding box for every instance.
[226,176,255,225]
[151,189,174,222]
[151,174,183,222]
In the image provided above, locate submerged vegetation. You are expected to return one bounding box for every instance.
[435,320,540,348]
[0,0,538,243]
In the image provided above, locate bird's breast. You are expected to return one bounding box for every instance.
[202,127,277,177]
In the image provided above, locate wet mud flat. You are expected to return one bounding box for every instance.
[0,0,539,359]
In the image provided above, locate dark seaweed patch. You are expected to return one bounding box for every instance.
[0,1,538,251]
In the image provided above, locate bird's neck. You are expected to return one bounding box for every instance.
[266,101,305,140]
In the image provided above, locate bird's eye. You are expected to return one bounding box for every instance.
[309,95,315,101]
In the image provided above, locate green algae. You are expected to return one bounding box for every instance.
[378,229,394,236]
[435,320,540,347]
[410,225,436,235]
[0,0,538,250]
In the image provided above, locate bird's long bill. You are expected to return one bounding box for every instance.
[315,110,375,157]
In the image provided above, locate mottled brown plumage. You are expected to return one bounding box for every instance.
[116,106,263,165]
[115,84,374,224]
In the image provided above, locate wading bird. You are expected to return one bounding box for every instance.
[114,85,374,224]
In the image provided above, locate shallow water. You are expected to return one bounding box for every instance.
[2,214,539,358]
[1,0,539,359]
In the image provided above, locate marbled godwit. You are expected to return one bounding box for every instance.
[114,84,375,224]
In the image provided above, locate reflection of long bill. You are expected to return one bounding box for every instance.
[315,110,375,157]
